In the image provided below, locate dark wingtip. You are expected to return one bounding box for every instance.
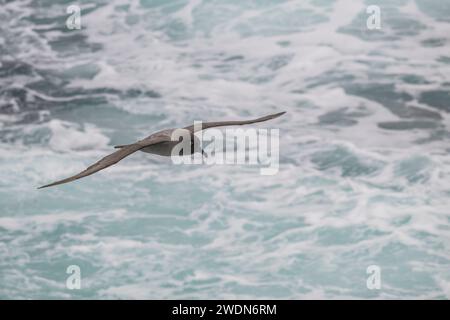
[270,111,286,119]
[37,180,67,189]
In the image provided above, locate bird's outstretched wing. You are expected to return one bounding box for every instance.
[38,136,168,189]
[184,111,286,133]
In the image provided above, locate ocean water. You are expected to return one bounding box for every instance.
[1,0,450,299]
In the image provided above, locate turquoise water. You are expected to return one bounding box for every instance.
[1,0,450,299]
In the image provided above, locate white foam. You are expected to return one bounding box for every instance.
[47,119,110,152]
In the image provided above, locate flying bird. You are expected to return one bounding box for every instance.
[38,111,285,189]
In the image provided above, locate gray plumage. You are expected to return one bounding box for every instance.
[38,111,285,189]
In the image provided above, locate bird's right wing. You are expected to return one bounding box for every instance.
[38,135,168,189]
[184,111,286,133]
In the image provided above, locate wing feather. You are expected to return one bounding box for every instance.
[38,135,168,189]
[184,111,286,133]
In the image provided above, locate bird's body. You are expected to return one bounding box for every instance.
[124,128,198,156]
[38,111,285,189]
[136,129,179,156]
[140,141,179,156]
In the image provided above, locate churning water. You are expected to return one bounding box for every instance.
[1,0,450,299]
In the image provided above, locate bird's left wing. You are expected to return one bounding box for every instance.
[38,135,168,189]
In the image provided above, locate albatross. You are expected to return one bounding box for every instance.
[38,111,285,189]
